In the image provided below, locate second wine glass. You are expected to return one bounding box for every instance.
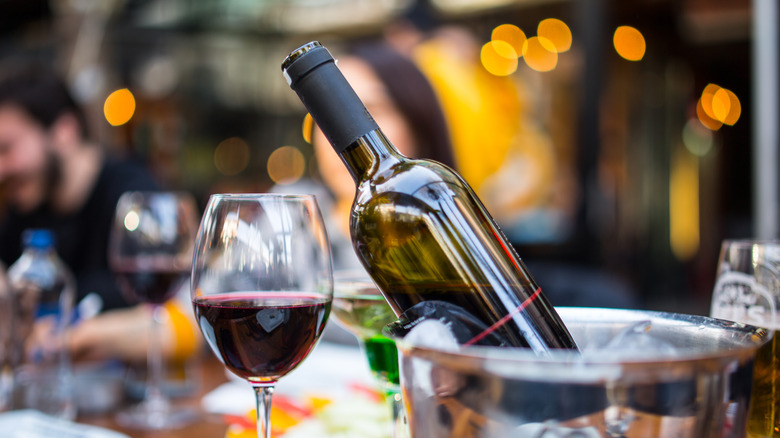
[109,191,199,430]
[710,240,780,437]
[190,194,333,438]
[330,270,406,437]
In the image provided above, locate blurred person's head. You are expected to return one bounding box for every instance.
[0,62,91,213]
[312,41,455,203]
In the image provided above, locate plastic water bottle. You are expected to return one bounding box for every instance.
[8,229,76,419]
[0,262,11,412]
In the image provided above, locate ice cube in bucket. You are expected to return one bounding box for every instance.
[392,307,769,438]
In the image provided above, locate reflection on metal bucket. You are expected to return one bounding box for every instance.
[393,307,769,438]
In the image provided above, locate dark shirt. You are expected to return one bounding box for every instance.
[0,157,158,311]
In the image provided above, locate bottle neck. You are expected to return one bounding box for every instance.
[283,43,387,170]
[283,44,408,182]
[340,130,405,183]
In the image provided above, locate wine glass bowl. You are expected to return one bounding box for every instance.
[109,191,199,430]
[330,270,407,436]
[710,239,780,437]
[111,191,197,305]
[190,193,332,438]
[331,271,399,389]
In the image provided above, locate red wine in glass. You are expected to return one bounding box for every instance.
[116,268,185,305]
[193,292,330,382]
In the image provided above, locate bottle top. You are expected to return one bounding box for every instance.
[282,41,379,153]
[22,229,55,250]
[282,41,331,86]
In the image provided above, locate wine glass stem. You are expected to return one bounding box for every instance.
[146,304,168,412]
[253,385,274,438]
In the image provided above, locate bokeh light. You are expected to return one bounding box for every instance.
[697,83,741,129]
[699,83,720,120]
[696,98,723,131]
[302,113,314,144]
[682,118,714,156]
[103,88,136,126]
[670,148,699,261]
[491,24,526,57]
[711,89,731,123]
[613,26,646,61]
[538,18,572,52]
[137,56,179,98]
[267,145,305,184]
[214,137,251,176]
[481,40,519,76]
[124,211,140,232]
[522,36,558,72]
[714,88,741,125]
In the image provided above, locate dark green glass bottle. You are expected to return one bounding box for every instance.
[282,42,577,354]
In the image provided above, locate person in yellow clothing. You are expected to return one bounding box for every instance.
[412,26,525,192]
[397,25,570,240]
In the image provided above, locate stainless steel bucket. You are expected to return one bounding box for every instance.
[394,307,770,438]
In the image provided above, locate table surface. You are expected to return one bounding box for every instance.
[78,354,230,438]
[76,340,373,438]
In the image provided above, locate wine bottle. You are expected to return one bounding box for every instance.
[282,41,577,354]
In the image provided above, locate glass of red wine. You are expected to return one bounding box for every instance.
[190,194,332,438]
[109,191,199,429]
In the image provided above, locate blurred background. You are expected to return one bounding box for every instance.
[0,0,773,315]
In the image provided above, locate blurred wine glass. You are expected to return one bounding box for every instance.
[710,239,780,437]
[330,270,407,437]
[190,194,332,438]
[109,191,199,429]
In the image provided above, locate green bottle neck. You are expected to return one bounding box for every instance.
[340,130,406,183]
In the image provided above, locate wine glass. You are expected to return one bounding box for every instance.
[330,270,407,437]
[710,240,780,328]
[109,191,199,429]
[710,239,780,437]
[190,194,332,438]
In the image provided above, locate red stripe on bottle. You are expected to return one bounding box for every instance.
[464,287,542,347]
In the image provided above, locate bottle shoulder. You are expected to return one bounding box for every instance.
[355,158,467,203]
[351,158,496,249]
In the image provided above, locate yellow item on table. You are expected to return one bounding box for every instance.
[164,300,200,361]
[222,387,390,438]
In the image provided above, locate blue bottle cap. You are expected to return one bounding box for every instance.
[22,229,55,250]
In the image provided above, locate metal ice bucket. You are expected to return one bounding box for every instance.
[394,307,770,438]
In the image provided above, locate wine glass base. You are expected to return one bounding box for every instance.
[115,401,196,430]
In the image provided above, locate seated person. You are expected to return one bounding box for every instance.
[0,62,198,363]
